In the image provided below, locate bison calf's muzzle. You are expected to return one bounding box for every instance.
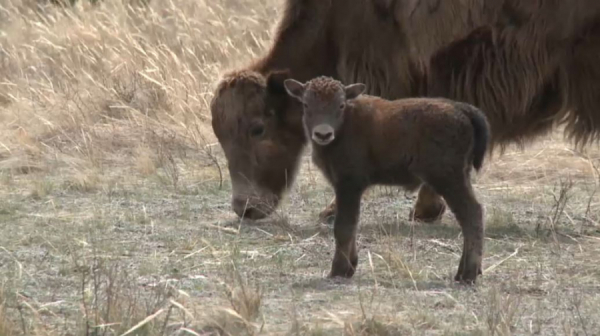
[312,124,335,145]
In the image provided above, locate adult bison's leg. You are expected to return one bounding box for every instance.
[409,184,447,222]
[329,185,363,278]
[323,184,447,224]
[427,173,484,284]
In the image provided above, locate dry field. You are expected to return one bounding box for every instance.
[0,1,599,335]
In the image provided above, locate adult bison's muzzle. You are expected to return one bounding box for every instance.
[230,179,281,220]
[231,195,278,220]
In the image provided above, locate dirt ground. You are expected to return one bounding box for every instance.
[0,1,599,335]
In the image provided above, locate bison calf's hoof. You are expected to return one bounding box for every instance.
[329,258,358,278]
[409,201,447,223]
[454,265,482,285]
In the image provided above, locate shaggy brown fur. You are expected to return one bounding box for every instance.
[210,0,600,221]
[284,76,490,283]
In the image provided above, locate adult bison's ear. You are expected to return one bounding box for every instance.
[283,79,306,102]
[345,83,366,100]
[266,70,291,96]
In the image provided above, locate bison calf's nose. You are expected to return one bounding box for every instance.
[232,198,266,220]
[312,125,335,145]
[314,131,333,141]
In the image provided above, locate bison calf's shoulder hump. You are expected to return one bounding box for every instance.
[284,76,490,284]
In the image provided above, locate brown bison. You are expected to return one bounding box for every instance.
[283,76,489,283]
[210,0,600,221]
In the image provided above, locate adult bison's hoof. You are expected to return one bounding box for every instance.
[409,201,447,223]
[328,258,357,278]
[318,204,336,224]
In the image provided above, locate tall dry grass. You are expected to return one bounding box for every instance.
[0,0,279,176]
[0,1,282,334]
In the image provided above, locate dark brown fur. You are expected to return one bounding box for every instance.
[284,76,490,283]
[210,0,600,221]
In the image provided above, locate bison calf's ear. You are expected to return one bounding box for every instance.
[266,70,291,95]
[345,83,366,100]
[283,79,306,102]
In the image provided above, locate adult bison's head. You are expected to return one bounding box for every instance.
[210,70,306,220]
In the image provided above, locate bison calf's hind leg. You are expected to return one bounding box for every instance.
[329,187,363,278]
[428,174,484,284]
[409,184,447,222]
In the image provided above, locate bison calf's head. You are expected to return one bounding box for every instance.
[210,70,306,220]
[284,77,366,146]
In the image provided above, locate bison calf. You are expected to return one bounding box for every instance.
[284,76,490,284]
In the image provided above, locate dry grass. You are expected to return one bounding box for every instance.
[1,0,600,335]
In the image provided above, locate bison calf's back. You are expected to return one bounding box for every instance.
[284,76,490,284]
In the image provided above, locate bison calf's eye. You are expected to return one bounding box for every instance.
[339,103,345,110]
[249,124,265,138]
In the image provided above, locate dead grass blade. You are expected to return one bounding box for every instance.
[483,247,520,275]
[119,308,165,336]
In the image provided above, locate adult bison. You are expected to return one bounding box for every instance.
[210,0,600,221]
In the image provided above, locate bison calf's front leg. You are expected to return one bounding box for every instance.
[329,187,363,278]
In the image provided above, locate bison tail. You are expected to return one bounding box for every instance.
[461,104,490,172]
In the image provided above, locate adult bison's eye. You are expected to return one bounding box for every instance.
[249,123,265,138]
[339,103,346,110]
